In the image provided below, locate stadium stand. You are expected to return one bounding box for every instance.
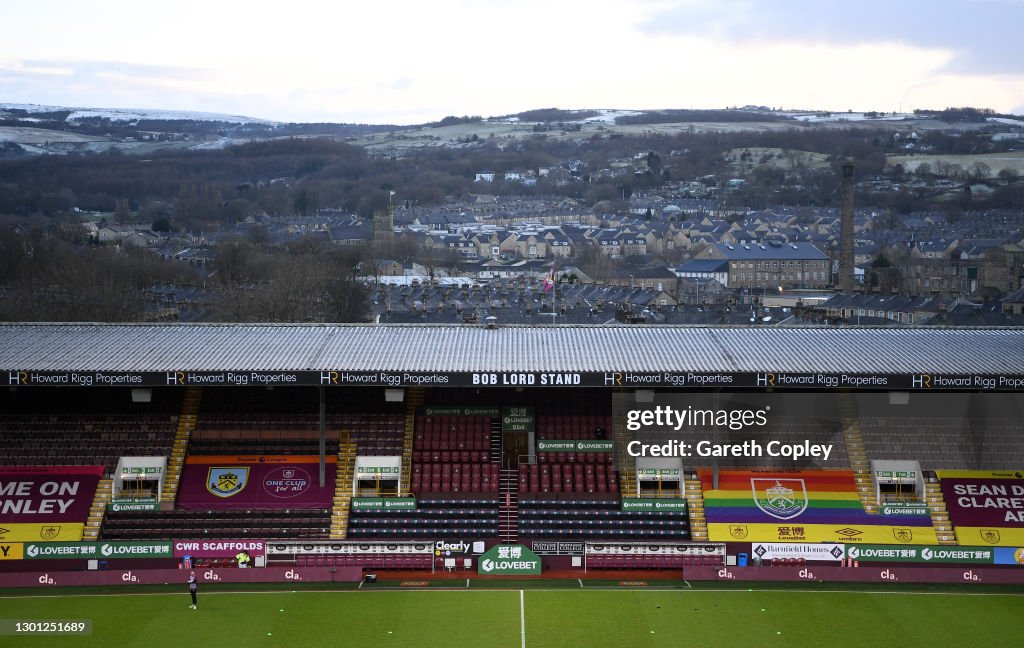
[188,389,405,456]
[101,508,331,540]
[347,497,500,539]
[856,392,1024,469]
[4,325,1024,579]
[412,414,497,493]
[519,497,690,540]
[0,388,179,473]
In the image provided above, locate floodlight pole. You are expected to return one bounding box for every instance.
[712,388,720,490]
[319,386,326,488]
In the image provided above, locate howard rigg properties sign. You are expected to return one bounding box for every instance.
[6,370,1024,390]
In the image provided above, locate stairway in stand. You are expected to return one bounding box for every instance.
[925,481,958,545]
[684,475,709,541]
[619,468,637,499]
[160,387,203,506]
[329,436,358,540]
[838,393,878,514]
[499,468,519,544]
[401,388,424,496]
[82,478,113,541]
[489,418,502,464]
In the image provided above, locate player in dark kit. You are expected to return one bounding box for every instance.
[188,571,198,609]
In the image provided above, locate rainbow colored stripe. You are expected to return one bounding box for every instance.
[699,469,932,527]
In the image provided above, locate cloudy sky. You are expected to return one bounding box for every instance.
[1,0,1022,123]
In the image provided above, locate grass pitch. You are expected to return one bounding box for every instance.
[2,583,1023,648]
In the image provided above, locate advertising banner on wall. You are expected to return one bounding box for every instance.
[701,469,935,544]
[530,541,585,555]
[844,544,995,564]
[501,407,535,433]
[23,541,173,559]
[0,542,24,560]
[2,566,364,589]
[940,478,1024,527]
[0,524,85,542]
[585,543,725,556]
[621,499,687,512]
[107,498,159,512]
[879,503,930,516]
[935,470,1024,480]
[709,523,938,545]
[424,407,499,417]
[954,527,1024,546]
[350,498,416,511]
[993,547,1024,565]
[477,544,541,575]
[172,540,266,558]
[267,542,432,556]
[0,466,103,525]
[536,440,612,452]
[177,456,335,510]
[637,468,682,481]
[751,543,845,562]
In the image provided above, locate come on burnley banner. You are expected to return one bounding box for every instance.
[0,466,103,542]
[177,456,335,509]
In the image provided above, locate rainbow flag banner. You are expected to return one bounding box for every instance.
[700,469,937,545]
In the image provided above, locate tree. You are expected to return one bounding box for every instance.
[968,161,991,181]
[114,199,132,224]
[998,168,1020,182]
[292,187,318,216]
[152,217,174,232]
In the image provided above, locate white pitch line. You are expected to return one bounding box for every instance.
[519,589,527,648]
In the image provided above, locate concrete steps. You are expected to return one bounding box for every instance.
[160,387,202,504]
[82,478,113,541]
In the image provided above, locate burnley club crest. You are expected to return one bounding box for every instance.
[751,479,808,520]
[207,467,249,498]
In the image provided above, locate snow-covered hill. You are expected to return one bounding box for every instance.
[0,103,276,124]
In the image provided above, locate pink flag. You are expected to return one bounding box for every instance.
[542,269,554,292]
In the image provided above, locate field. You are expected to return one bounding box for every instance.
[724,147,832,172]
[888,151,1024,175]
[3,582,1023,648]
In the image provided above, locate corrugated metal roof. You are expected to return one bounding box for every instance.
[1,324,1023,374]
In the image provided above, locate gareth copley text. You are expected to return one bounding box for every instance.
[627,439,833,461]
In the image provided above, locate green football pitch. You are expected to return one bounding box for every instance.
[2,583,1023,648]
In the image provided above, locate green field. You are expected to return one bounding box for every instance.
[2,583,1023,648]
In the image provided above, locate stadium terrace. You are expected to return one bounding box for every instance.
[1,322,1024,606]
